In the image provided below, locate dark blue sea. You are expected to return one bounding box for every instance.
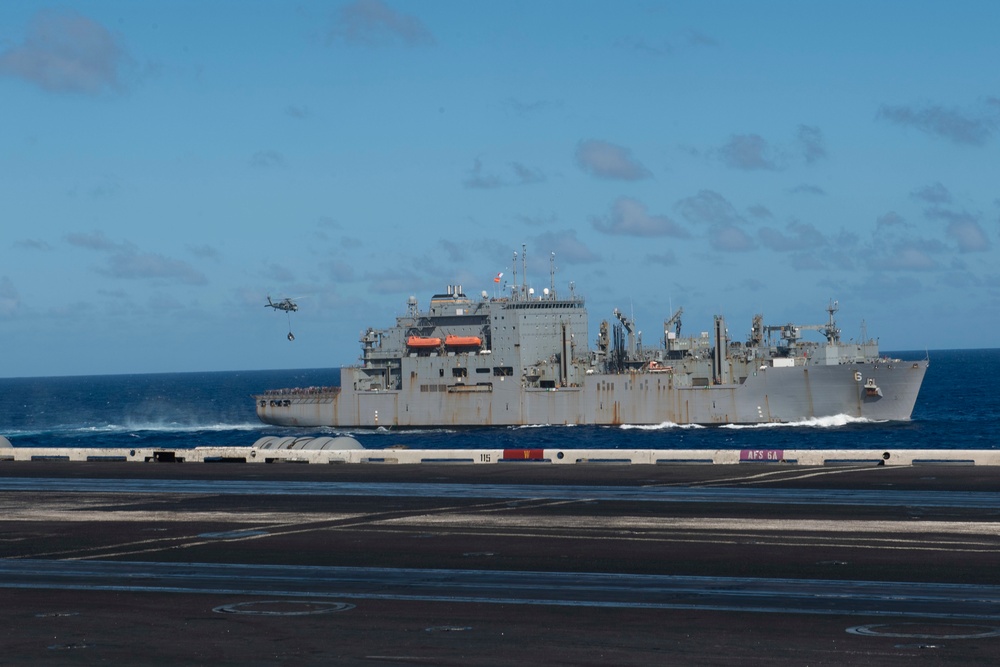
[2,349,998,452]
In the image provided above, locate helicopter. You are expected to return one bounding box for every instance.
[265,296,301,341]
[265,296,299,312]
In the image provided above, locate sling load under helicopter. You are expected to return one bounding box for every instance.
[265,296,301,341]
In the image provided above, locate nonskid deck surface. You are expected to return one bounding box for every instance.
[1,462,999,666]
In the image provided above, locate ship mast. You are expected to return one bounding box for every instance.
[522,243,527,300]
[511,250,518,301]
[549,252,556,299]
[823,300,841,344]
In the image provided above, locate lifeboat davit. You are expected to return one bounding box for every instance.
[407,336,442,349]
[445,335,482,347]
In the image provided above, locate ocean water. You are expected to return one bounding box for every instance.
[1,349,998,452]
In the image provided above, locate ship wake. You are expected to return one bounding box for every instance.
[722,414,887,430]
[619,422,706,431]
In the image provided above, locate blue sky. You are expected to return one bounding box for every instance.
[2,1,998,378]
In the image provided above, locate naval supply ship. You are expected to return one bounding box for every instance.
[255,254,927,428]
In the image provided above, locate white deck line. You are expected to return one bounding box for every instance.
[1,445,998,466]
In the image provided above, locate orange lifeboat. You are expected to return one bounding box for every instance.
[407,336,442,349]
[444,335,482,347]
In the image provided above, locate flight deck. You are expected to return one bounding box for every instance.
[2,459,999,665]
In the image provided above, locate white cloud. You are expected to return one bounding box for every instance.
[675,190,756,252]
[532,230,600,263]
[758,220,828,252]
[0,276,19,315]
[67,231,207,285]
[463,159,502,189]
[882,244,939,271]
[328,0,435,47]
[591,197,689,237]
[911,182,952,204]
[263,263,295,283]
[503,98,562,116]
[788,184,826,196]
[186,244,221,260]
[15,239,52,251]
[464,159,544,189]
[924,208,992,253]
[0,9,129,94]
[709,224,755,252]
[646,251,677,266]
[326,259,355,282]
[876,211,908,229]
[510,162,546,185]
[368,270,424,294]
[100,250,207,285]
[719,134,778,170]
[796,125,827,164]
[575,139,651,181]
[250,150,285,168]
[879,101,999,146]
[66,230,124,251]
[789,253,829,271]
[946,219,992,253]
[516,212,558,227]
[676,190,745,227]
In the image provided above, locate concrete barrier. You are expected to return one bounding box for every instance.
[1,445,999,466]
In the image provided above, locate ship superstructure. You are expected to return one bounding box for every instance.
[255,254,926,428]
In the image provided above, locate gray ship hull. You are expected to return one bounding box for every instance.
[254,263,927,429]
[256,359,927,428]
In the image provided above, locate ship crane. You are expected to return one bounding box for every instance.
[613,308,637,358]
[663,307,683,352]
[664,307,683,337]
[764,300,842,350]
